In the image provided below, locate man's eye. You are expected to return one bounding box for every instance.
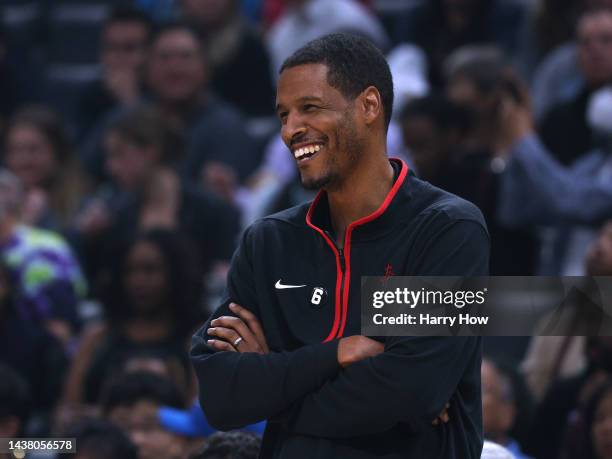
[304,104,318,111]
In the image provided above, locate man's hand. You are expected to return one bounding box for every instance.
[431,402,451,426]
[207,303,269,353]
[337,336,384,367]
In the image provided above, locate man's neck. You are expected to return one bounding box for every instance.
[327,154,395,248]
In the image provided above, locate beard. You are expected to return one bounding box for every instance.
[300,109,363,191]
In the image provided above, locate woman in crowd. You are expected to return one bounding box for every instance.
[60,229,205,413]
[4,106,89,231]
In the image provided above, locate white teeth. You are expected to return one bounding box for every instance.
[293,144,322,159]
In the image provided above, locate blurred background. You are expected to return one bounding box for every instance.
[1,0,612,458]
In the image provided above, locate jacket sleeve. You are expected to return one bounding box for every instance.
[283,218,488,437]
[190,225,340,431]
[498,134,612,226]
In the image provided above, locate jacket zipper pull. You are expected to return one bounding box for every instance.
[338,248,346,272]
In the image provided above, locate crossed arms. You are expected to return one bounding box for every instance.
[190,219,487,436]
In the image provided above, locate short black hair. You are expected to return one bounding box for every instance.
[280,33,394,129]
[104,6,153,32]
[189,431,261,459]
[59,419,138,459]
[100,371,186,415]
[399,94,474,136]
[0,364,31,435]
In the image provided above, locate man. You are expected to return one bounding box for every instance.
[76,7,152,138]
[191,33,488,458]
[538,6,612,166]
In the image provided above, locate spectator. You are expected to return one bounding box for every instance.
[393,0,526,86]
[0,168,87,345]
[0,363,30,439]
[189,431,261,459]
[82,23,259,186]
[147,23,259,183]
[521,221,612,401]
[101,371,189,459]
[180,0,276,117]
[75,106,240,278]
[61,230,203,408]
[266,0,389,77]
[525,337,612,459]
[58,419,138,459]
[481,358,534,459]
[4,106,90,231]
[538,7,612,165]
[398,50,537,275]
[76,7,153,138]
[0,261,67,423]
[569,381,612,459]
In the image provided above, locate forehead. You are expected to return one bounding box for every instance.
[153,30,199,51]
[276,63,345,106]
[578,12,612,35]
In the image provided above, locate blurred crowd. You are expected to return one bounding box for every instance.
[1,0,612,458]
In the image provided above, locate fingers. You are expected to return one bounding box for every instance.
[230,303,269,352]
[207,339,236,352]
[432,403,451,426]
[208,326,241,346]
[209,314,264,353]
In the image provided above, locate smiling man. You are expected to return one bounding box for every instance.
[191,33,489,458]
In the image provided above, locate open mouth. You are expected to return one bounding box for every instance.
[293,143,323,163]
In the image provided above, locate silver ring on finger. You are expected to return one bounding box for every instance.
[233,336,244,347]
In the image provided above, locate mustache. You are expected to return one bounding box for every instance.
[289,134,327,148]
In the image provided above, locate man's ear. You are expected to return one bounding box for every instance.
[360,86,383,127]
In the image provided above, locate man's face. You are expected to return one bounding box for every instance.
[578,12,612,87]
[586,222,612,275]
[481,360,515,438]
[276,64,364,191]
[104,132,154,190]
[108,400,185,459]
[102,21,149,73]
[147,30,205,104]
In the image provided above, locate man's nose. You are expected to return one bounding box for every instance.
[282,112,307,146]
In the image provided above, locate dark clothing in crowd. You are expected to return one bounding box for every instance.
[0,313,67,410]
[192,160,488,458]
[80,182,240,278]
[182,95,262,183]
[393,0,525,85]
[82,328,190,404]
[539,89,595,166]
[208,25,276,118]
[76,79,127,140]
[427,151,537,275]
[525,372,589,459]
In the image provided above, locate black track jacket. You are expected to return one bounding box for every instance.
[191,159,489,458]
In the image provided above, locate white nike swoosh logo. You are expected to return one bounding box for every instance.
[275,280,307,289]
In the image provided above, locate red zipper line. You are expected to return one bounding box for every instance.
[306,159,409,341]
[306,192,343,342]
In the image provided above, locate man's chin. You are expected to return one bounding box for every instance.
[300,174,331,191]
